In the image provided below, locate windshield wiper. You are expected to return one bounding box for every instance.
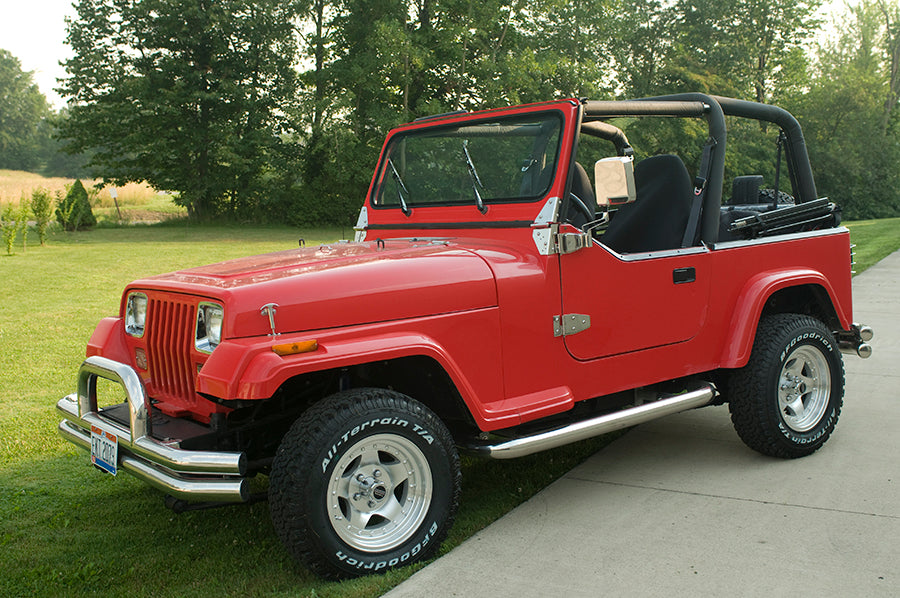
[388,159,412,216]
[463,139,488,214]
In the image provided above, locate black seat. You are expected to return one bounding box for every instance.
[565,162,596,228]
[729,175,764,205]
[602,154,693,253]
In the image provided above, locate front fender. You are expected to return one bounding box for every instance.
[197,309,505,427]
[86,317,130,363]
[720,268,850,368]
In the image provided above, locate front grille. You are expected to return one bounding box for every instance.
[145,297,196,407]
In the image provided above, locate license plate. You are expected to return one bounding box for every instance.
[91,425,118,476]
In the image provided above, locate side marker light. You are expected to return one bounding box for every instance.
[272,340,318,356]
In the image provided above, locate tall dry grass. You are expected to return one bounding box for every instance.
[0,170,159,207]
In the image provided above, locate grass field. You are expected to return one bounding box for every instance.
[0,170,184,225]
[1,218,897,597]
[844,217,900,273]
[0,225,615,598]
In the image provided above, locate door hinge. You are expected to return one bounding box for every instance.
[557,232,591,255]
[553,314,591,337]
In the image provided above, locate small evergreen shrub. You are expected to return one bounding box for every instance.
[55,180,97,231]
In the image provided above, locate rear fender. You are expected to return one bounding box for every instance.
[720,268,851,368]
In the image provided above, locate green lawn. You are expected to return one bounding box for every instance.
[2,219,897,597]
[845,217,900,274]
[0,224,613,598]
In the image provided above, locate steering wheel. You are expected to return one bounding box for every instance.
[566,193,594,229]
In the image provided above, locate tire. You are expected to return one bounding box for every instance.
[758,188,794,205]
[728,314,844,458]
[269,388,461,579]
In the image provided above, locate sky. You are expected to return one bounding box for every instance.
[1,0,852,111]
[1,0,77,108]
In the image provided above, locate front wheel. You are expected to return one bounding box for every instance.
[269,388,461,579]
[728,314,844,458]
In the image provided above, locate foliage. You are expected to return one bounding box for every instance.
[793,0,900,218]
[58,0,304,220]
[54,179,96,231]
[15,200,29,253]
[29,187,54,245]
[0,203,17,255]
[0,49,52,172]
[39,0,900,223]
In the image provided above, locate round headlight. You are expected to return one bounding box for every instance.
[196,302,224,353]
[125,293,148,337]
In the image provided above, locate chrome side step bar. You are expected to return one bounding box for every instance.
[467,384,715,459]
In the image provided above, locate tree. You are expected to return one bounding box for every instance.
[795,0,900,218]
[55,179,96,231]
[1,203,18,255]
[0,49,52,171]
[29,187,54,246]
[876,0,900,132]
[58,0,303,220]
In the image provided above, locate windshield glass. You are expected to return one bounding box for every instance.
[372,112,563,209]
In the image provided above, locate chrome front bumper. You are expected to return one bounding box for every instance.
[57,355,250,503]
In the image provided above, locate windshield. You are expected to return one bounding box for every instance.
[372,112,563,210]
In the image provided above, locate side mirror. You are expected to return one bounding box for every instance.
[594,157,636,208]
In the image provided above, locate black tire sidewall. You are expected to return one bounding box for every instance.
[310,409,455,575]
[764,319,843,450]
[270,390,460,578]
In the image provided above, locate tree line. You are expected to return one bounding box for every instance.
[3,0,899,223]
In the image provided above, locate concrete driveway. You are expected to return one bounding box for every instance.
[386,251,899,597]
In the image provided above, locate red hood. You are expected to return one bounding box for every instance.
[127,240,498,338]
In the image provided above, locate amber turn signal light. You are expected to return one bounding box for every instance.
[272,340,318,356]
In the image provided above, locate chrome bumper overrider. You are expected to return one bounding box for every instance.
[57,355,249,503]
[837,322,874,359]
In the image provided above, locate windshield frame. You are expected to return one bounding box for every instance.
[369,109,566,212]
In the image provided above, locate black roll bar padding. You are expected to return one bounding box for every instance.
[583,100,709,118]
[580,121,633,156]
[711,96,817,205]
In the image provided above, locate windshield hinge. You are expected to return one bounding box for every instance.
[553,314,591,337]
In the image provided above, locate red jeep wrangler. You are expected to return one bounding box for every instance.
[58,94,873,578]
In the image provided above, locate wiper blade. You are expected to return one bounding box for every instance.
[463,139,488,214]
[389,159,412,217]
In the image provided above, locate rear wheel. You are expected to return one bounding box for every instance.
[728,314,844,458]
[269,388,461,579]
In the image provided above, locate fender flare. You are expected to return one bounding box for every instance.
[719,268,850,368]
[197,329,498,425]
[86,317,130,362]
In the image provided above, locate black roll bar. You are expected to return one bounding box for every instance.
[582,94,818,245]
[584,93,726,244]
[711,96,817,204]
